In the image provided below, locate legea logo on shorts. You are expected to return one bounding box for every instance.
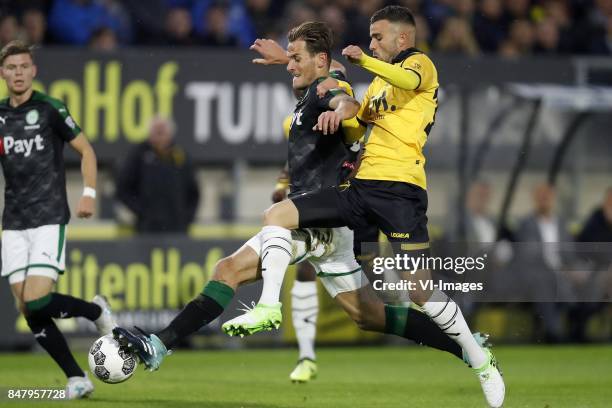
[0,135,44,157]
[390,232,410,239]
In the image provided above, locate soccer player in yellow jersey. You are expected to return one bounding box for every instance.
[235,7,505,407]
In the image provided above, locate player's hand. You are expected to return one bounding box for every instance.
[314,111,341,135]
[271,188,287,203]
[250,39,288,65]
[317,77,340,98]
[77,196,95,218]
[342,45,364,63]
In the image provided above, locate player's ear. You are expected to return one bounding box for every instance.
[316,52,327,69]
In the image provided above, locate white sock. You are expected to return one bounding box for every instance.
[421,289,487,368]
[291,280,318,361]
[258,226,293,305]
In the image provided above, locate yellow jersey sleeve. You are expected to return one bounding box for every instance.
[357,53,421,90]
[282,114,292,140]
[400,53,436,91]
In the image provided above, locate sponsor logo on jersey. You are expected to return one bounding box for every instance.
[26,109,39,125]
[290,109,303,128]
[65,116,76,129]
[0,135,45,157]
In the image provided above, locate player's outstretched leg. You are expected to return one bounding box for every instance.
[224,200,301,336]
[13,275,99,399]
[289,262,318,383]
[114,245,259,371]
[413,282,505,408]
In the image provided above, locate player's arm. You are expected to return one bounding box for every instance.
[251,38,345,69]
[342,45,421,91]
[314,92,360,135]
[69,133,97,218]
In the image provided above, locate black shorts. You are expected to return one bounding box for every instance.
[293,178,430,253]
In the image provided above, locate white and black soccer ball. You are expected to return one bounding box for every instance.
[88,334,138,384]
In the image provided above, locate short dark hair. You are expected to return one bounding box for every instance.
[370,5,416,26]
[0,40,34,66]
[287,21,333,67]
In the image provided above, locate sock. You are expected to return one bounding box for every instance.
[26,293,101,321]
[25,312,84,378]
[156,280,235,348]
[420,289,487,368]
[291,280,318,361]
[258,226,293,305]
[384,304,463,360]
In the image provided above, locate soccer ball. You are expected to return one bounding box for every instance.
[88,334,138,384]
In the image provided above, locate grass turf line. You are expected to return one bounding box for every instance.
[0,345,611,407]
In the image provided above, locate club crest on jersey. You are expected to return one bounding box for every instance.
[0,135,44,157]
[26,109,39,125]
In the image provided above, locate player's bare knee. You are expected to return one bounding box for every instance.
[262,205,277,226]
[212,257,239,286]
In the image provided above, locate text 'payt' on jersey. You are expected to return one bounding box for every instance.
[0,91,81,230]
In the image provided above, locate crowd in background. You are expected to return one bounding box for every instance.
[0,0,611,55]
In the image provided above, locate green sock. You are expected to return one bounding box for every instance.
[384,304,463,360]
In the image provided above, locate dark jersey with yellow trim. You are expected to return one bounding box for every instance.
[0,91,81,229]
[356,48,438,190]
[287,78,352,198]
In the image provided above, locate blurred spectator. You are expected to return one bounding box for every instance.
[498,39,521,58]
[463,180,496,243]
[473,0,506,52]
[246,0,276,39]
[192,0,255,47]
[200,4,239,47]
[21,8,48,46]
[576,0,612,54]
[48,0,131,45]
[421,0,455,36]
[515,183,574,342]
[454,0,476,20]
[165,7,198,46]
[435,16,480,56]
[88,26,118,51]
[534,18,561,54]
[116,116,200,234]
[0,15,20,47]
[503,0,531,26]
[414,14,431,52]
[506,19,535,54]
[568,187,612,342]
[122,0,168,44]
[320,4,347,49]
[284,1,317,34]
[577,187,612,244]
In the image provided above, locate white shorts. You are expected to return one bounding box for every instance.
[246,227,368,298]
[1,224,67,285]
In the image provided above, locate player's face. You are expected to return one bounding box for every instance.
[287,40,319,91]
[369,20,401,63]
[0,53,36,95]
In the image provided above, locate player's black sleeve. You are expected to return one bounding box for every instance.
[330,70,347,82]
[49,102,81,142]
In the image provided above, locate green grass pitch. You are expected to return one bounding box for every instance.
[1,345,611,407]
